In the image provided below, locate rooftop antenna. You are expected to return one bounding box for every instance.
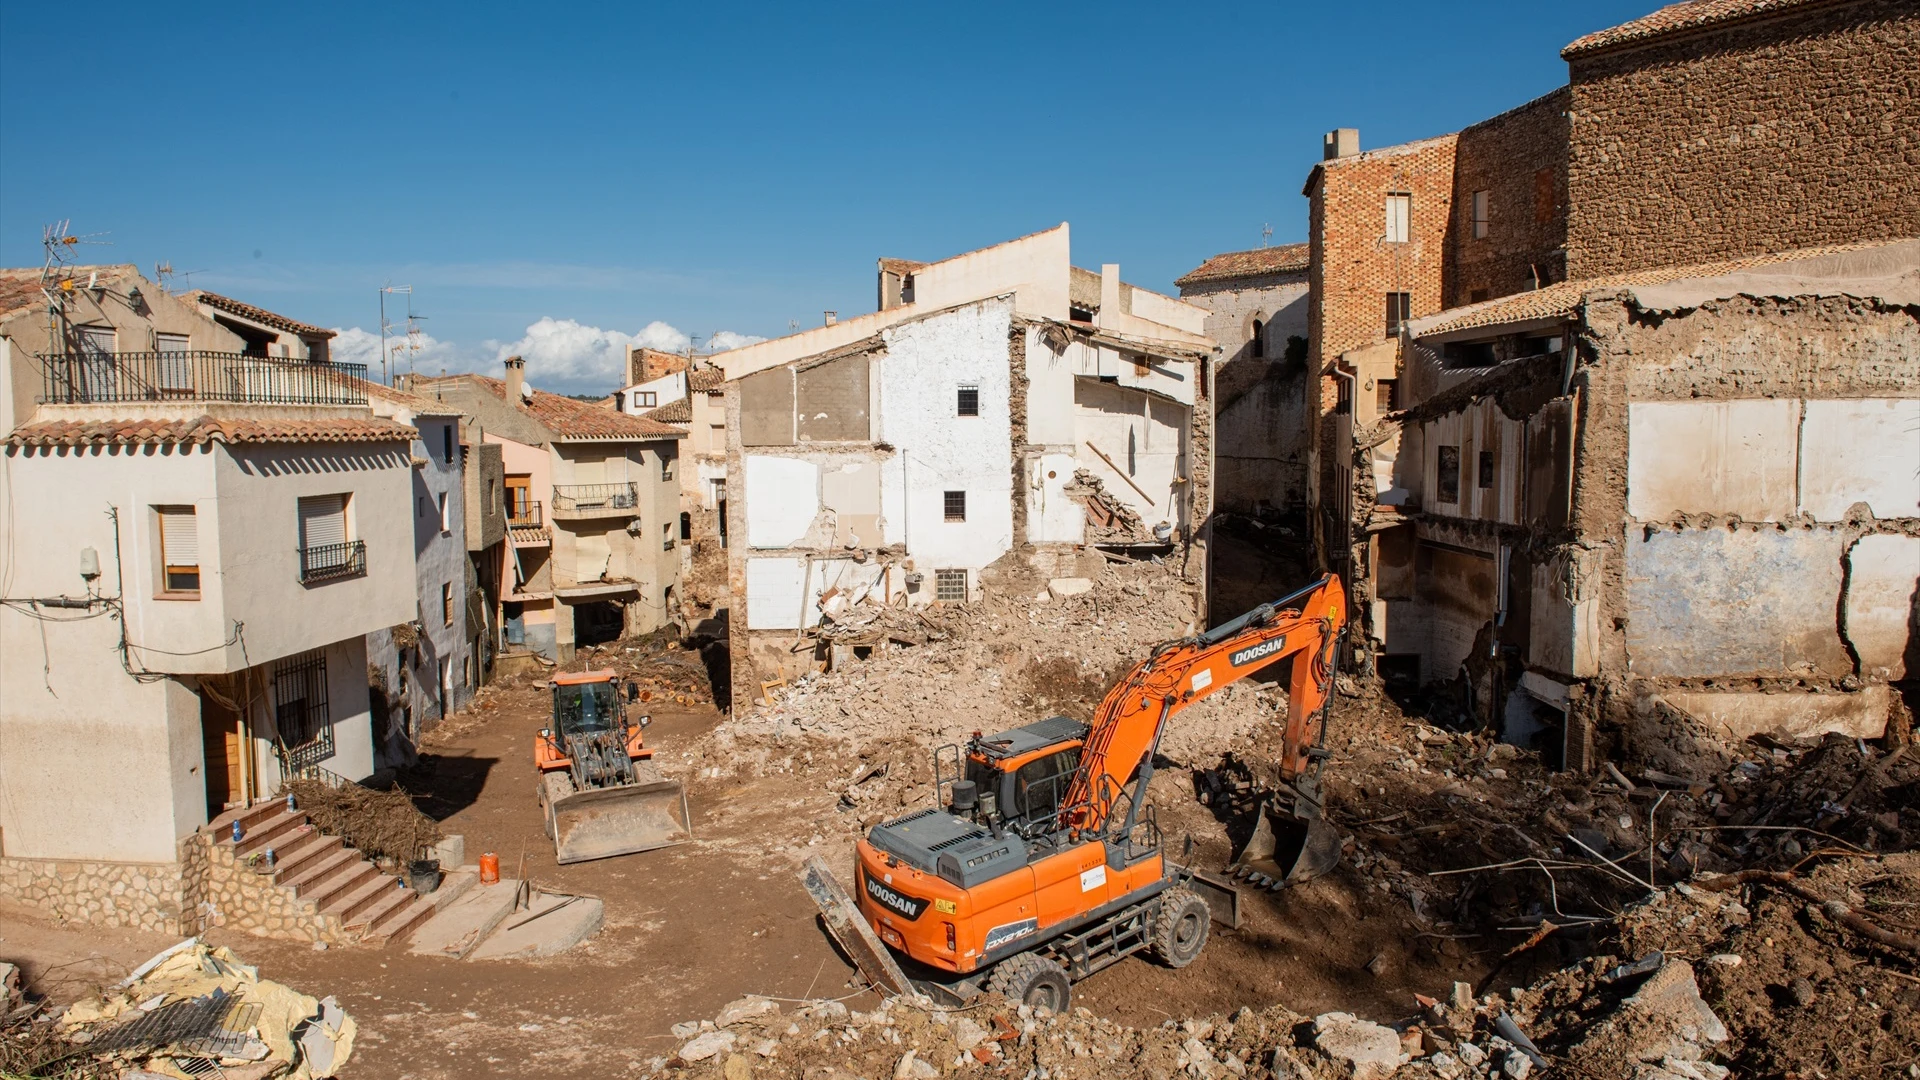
[153,262,207,292]
[379,283,414,385]
[1261,223,1273,249]
[39,221,110,357]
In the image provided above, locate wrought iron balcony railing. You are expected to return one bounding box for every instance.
[551,483,639,513]
[298,540,366,584]
[38,351,370,406]
[508,501,544,528]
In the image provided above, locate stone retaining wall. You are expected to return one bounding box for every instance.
[186,832,350,944]
[0,856,186,934]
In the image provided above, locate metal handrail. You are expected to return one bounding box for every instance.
[552,482,638,511]
[508,501,544,527]
[37,351,370,406]
[298,540,366,584]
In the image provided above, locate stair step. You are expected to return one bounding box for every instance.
[363,895,438,947]
[346,881,418,930]
[273,835,342,884]
[271,824,329,863]
[284,847,361,895]
[328,873,407,922]
[306,859,380,910]
[234,808,307,855]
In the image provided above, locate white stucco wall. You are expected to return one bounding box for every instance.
[745,456,821,547]
[1627,399,1801,521]
[1800,398,1920,520]
[875,297,1015,572]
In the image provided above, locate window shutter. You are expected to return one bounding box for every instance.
[160,507,199,566]
[300,494,347,549]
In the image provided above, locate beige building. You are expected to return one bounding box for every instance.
[408,359,686,662]
[0,265,416,931]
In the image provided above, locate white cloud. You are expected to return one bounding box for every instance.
[331,317,769,394]
[704,330,768,353]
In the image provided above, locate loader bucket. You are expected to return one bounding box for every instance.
[1228,800,1341,889]
[550,776,692,865]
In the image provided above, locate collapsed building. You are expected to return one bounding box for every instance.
[1344,240,1919,769]
[709,225,1217,708]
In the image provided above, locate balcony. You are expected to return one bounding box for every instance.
[38,351,370,406]
[508,501,544,528]
[299,540,366,584]
[551,482,639,521]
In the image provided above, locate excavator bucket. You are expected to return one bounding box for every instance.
[550,776,692,865]
[1228,799,1342,889]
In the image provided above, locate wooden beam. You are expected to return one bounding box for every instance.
[1083,441,1155,508]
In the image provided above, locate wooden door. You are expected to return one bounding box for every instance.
[201,693,244,815]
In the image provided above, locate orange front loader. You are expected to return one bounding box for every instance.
[844,575,1348,1009]
[534,670,692,864]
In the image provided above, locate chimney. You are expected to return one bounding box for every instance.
[1323,128,1359,160]
[824,311,837,327]
[504,355,526,404]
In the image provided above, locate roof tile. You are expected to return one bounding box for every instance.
[1174,244,1311,288]
[1563,0,1827,57]
[7,414,416,448]
[183,290,334,338]
[467,375,686,440]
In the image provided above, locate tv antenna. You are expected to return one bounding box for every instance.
[38,221,111,352]
[1261,223,1272,249]
[154,262,207,292]
[378,284,422,385]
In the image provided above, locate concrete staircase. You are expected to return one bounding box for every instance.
[197,801,439,947]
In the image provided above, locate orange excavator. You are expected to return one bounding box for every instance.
[845,574,1347,1009]
[534,670,692,864]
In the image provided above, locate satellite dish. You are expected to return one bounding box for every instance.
[520,382,534,402]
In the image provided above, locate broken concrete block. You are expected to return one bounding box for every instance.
[952,1016,988,1050]
[679,1030,737,1062]
[1047,577,1094,598]
[1625,961,1728,1045]
[723,1053,752,1080]
[671,1021,701,1038]
[432,833,465,868]
[716,996,780,1027]
[1312,1012,1405,1080]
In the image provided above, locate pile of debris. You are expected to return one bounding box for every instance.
[1063,468,1152,543]
[3,939,353,1080]
[281,777,441,866]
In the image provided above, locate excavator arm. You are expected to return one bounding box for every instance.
[1059,574,1347,882]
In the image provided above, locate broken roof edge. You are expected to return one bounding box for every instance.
[1561,0,1846,59]
[1302,133,1458,196]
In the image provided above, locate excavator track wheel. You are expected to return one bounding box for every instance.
[985,952,1071,1014]
[1150,887,1210,969]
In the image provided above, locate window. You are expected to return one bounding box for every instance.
[1471,190,1490,239]
[1533,168,1556,224]
[298,494,361,583]
[662,521,675,552]
[679,511,692,541]
[900,274,915,304]
[157,506,200,595]
[154,333,192,394]
[1436,446,1461,504]
[1376,379,1398,414]
[957,385,980,417]
[442,424,454,464]
[635,391,658,408]
[442,582,454,626]
[1384,194,1411,243]
[708,424,726,454]
[1386,292,1411,337]
[417,495,428,519]
[934,568,967,602]
[661,448,675,482]
[1013,748,1081,821]
[1478,450,1496,489]
[274,648,333,770]
[943,490,966,522]
[437,493,450,534]
[1249,319,1264,359]
[1334,377,1352,415]
[505,475,532,523]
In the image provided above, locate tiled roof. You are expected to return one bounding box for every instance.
[0,264,140,323]
[8,414,416,448]
[687,367,725,392]
[643,397,692,424]
[1563,0,1828,57]
[1174,244,1311,288]
[468,375,686,441]
[183,290,334,338]
[356,377,466,417]
[1409,240,1904,338]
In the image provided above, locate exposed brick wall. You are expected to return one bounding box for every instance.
[1566,0,1920,279]
[1446,88,1571,307]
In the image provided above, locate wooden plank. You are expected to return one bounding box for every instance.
[1083,441,1156,507]
[800,856,911,998]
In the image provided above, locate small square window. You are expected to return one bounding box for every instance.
[934,568,967,602]
[1375,379,1398,413]
[1478,450,1496,489]
[957,385,980,417]
[662,450,675,482]
[943,490,966,522]
[636,391,658,407]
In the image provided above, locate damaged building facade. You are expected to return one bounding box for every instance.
[1323,0,1920,768]
[713,225,1216,708]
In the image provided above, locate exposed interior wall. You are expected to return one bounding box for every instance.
[1179,274,1311,514]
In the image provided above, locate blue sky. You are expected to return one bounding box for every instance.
[0,1,1652,392]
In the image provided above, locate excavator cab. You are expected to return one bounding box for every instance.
[535,670,692,864]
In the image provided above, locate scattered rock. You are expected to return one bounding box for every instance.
[723,1053,753,1080]
[679,1031,738,1062]
[716,996,780,1027]
[1312,1012,1404,1080]
[1047,577,1093,598]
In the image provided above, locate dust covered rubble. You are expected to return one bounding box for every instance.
[696,561,1276,778]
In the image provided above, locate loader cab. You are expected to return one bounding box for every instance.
[550,671,624,739]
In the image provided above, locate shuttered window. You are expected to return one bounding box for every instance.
[157,506,200,594]
[298,494,348,550]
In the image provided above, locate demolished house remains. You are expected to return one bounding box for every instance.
[710,225,1219,708]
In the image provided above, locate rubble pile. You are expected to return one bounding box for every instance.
[3,939,353,1080]
[703,561,1273,775]
[280,778,441,865]
[1063,469,1151,543]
